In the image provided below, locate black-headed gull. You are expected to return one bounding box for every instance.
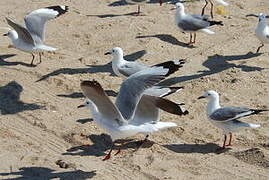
[174,2,223,45]
[3,6,68,66]
[255,13,269,53]
[78,67,188,160]
[198,90,267,149]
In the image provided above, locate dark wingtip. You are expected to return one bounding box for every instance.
[46,5,69,17]
[251,109,269,114]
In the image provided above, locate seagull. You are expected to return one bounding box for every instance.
[174,2,223,45]
[201,0,229,18]
[255,13,269,53]
[198,90,267,149]
[126,0,163,16]
[78,67,188,160]
[3,6,68,66]
[105,47,185,78]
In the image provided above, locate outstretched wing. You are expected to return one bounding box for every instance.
[6,18,35,45]
[115,67,168,120]
[80,80,127,126]
[24,5,68,43]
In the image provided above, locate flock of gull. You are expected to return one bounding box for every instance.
[1,1,268,161]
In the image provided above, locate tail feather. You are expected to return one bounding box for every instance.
[151,122,177,130]
[153,59,185,77]
[250,109,269,115]
[234,120,261,128]
[209,21,224,26]
[215,0,229,6]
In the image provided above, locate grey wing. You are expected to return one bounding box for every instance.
[210,106,252,122]
[266,35,269,39]
[115,67,168,120]
[80,80,126,126]
[178,15,209,31]
[118,62,148,77]
[24,6,68,43]
[6,18,35,45]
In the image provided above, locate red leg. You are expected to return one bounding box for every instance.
[226,133,232,146]
[103,142,114,161]
[193,33,196,44]
[222,134,227,149]
[187,33,193,45]
[135,135,149,151]
[114,144,121,156]
[159,0,163,6]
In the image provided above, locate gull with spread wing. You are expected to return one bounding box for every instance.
[3,6,68,66]
[78,67,188,160]
[198,90,267,149]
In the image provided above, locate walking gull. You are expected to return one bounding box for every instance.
[198,90,267,149]
[105,47,185,78]
[78,67,188,160]
[3,5,68,66]
[201,0,229,18]
[174,2,223,45]
[255,13,269,53]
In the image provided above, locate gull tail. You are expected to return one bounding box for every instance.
[135,122,177,135]
[37,45,57,51]
[209,21,224,26]
[215,0,229,6]
[152,122,177,130]
[154,59,186,77]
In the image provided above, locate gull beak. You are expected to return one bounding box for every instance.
[104,51,111,55]
[170,7,176,10]
[198,96,206,99]
[3,33,8,36]
[77,104,85,108]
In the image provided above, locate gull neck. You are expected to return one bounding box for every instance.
[207,96,221,116]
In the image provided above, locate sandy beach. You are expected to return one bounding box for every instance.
[0,0,269,179]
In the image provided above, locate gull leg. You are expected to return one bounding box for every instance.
[201,0,209,16]
[159,0,163,6]
[38,52,42,64]
[135,5,141,16]
[103,142,114,161]
[222,134,227,149]
[30,53,35,66]
[226,132,232,146]
[193,33,196,44]
[187,33,193,45]
[256,44,264,53]
[209,0,214,19]
[135,135,149,151]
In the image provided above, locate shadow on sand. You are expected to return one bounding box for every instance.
[0,81,42,115]
[163,143,231,154]
[160,52,264,86]
[63,134,154,157]
[0,167,96,180]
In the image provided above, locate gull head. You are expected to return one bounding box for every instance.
[77,99,93,108]
[104,47,123,58]
[258,13,266,22]
[3,30,18,40]
[198,90,219,100]
[175,2,184,12]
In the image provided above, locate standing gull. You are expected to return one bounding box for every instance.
[3,6,68,66]
[198,90,267,149]
[174,2,223,45]
[255,13,269,53]
[201,0,229,18]
[78,67,188,160]
[105,47,185,78]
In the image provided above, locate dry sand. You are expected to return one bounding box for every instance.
[0,0,269,179]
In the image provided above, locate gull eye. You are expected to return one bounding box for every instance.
[86,101,89,104]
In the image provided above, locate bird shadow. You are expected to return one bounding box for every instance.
[36,50,146,82]
[136,34,195,48]
[0,54,35,67]
[0,167,96,180]
[86,12,140,18]
[159,52,264,86]
[62,134,154,157]
[108,0,175,7]
[0,81,42,115]
[76,118,94,124]
[57,90,118,99]
[163,143,231,154]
